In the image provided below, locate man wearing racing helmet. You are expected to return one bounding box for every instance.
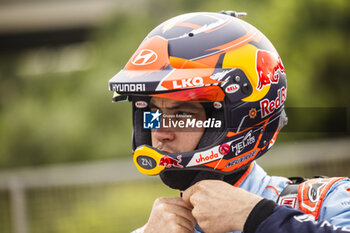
[108,11,350,233]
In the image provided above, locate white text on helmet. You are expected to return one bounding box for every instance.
[231,130,255,156]
[187,146,224,167]
[111,83,146,92]
[260,87,286,118]
[172,77,204,89]
[195,150,219,164]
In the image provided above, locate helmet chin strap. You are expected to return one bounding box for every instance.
[159,167,248,191]
[160,169,224,191]
[189,170,225,185]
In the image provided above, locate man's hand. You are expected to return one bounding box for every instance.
[183,180,263,233]
[143,197,196,233]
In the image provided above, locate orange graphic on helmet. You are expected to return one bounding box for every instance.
[125,36,170,71]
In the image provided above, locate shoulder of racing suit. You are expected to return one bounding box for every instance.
[244,176,350,233]
[277,176,348,220]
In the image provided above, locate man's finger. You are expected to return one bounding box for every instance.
[182,183,198,206]
[158,197,193,210]
[167,203,196,226]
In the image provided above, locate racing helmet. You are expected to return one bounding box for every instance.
[109,11,287,189]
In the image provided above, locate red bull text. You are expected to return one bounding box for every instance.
[260,87,286,118]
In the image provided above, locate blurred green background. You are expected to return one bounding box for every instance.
[0,0,349,232]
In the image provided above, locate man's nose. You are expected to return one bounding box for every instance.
[152,128,175,142]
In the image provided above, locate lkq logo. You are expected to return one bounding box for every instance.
[143,110,161,129]
[231,130,255,156]
[172,77,204,89]
[260,87,286,118]
[132,49,158,65]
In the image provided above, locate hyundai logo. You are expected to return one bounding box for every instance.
[131,49,158,65]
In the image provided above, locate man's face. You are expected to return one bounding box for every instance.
[150,97,206,153]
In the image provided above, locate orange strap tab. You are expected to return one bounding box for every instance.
[298,177,347,220]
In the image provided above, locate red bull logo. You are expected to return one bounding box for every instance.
[260,87,286,118]
[159,155,183,168]
[256,49,285,91]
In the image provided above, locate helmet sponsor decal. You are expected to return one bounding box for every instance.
[213,102,223,109]
[172,76,204,89]
[159,155,183,168]
[249,108,257,119]
[136,156,157,170]
[125,36,169,71]
[219,143,230,155]
[187,147,223,167]
[185,17,228,36]
[160,13,228,40]
[260,87,286,118]
[231,130,255,156]
[110,83,146,92]
[256,49,285,91]
[135,101,148,108]
[157,69,224,91]
[225,84,240,94]
[131,49,158,65]
[224,150,256,168]
[143,110,161,129]
[195,150,219,164]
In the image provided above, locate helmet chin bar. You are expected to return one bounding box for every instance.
[132,107,284,176]
[133,145,167,175]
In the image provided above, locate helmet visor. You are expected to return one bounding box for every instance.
[132,93,226,153]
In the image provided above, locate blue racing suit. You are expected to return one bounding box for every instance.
[193,162,350,233]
